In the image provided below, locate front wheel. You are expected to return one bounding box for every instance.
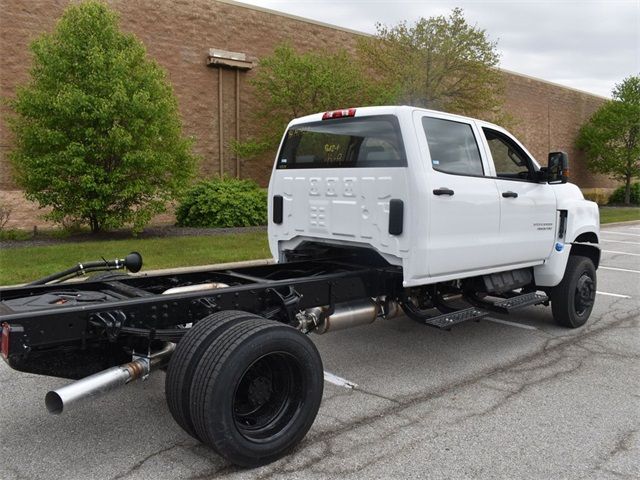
[550,255,597,328]
[188,315,324,467]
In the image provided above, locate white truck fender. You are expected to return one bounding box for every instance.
[534,185,600,287]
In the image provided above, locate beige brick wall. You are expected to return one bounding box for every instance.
[0,0,613,229]
[501,71,611,188]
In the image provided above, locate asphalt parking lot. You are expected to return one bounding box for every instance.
[1,222,639,480]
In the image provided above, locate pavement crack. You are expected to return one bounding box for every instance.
[111,441,192,480]
[592,428,639,479]
[352,386,402,405]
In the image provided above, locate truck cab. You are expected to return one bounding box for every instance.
[268,105,600,292]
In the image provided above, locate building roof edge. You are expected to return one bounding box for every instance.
[499,67,610,100]
[220,1,610,101]
[217,0,370,37]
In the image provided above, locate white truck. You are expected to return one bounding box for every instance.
[0,106,599,467]
[270,105,600,328]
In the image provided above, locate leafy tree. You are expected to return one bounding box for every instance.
[357,8,504,120]
[577,75,640,205]
[233,44,394,158]
[8,1,196,233]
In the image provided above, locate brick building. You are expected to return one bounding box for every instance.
[0,0,611,229]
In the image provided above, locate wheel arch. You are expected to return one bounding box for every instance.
[570,232,600,269]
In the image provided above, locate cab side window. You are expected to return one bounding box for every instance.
[483,128,533,180]
[422,117,484,176]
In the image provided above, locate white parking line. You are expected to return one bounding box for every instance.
[324,371,358,389]
[601,239,640,245]
[600,266,640,274]
[597,291,631,299]
[602,250,640,257]
[484,318,538,330]
[601,231,640,237]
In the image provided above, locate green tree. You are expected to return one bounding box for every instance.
[233,44,394,159]
[8,1,196,233]
[357,8,504,120]
[577,75,640,205]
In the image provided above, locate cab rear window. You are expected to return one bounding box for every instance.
[276,115,407,169]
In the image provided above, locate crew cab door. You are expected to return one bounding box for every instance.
[480,127,557,264]
[414,112,502,278]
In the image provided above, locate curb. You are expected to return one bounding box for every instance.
[600,220,640,227]
[133,258,274,277]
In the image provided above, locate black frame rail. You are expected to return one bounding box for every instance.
[0,259,403,362]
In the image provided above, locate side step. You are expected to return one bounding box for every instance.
[490,292,549,313]
[422,292,549,330]
[423,307,489,330]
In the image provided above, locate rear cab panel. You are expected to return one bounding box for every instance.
[268,106,418,268]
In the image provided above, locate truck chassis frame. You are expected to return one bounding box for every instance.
[1,256,403,378]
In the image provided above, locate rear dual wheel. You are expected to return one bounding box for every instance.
[165,311,323,467]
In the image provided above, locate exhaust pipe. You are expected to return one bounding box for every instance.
[298,298,401,334]
[45,342,175,415]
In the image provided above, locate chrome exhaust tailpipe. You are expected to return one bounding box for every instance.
[45,343,175,415]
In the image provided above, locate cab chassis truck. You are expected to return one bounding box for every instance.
[0,106,600,467]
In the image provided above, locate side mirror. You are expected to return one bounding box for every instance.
[547,151,568,184]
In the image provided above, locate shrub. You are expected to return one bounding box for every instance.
[609,182,640,205]
[581,188,611,206]
[8,1,196,233]
[176,179,267,228]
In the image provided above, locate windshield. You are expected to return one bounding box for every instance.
[276,115,407,169]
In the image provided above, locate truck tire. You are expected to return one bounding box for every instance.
[189,315,323,467]
[165,310,258,442]
[550,255,596,328]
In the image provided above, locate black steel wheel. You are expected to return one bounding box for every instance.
[233,352,304,441]
[165,311,258,442]
[189,315,323,467]
[550,255,597,328]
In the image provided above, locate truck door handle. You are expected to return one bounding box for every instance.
[433,188,455,196]
[502,191,518,198]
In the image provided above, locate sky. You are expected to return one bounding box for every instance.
[238,0,640,98]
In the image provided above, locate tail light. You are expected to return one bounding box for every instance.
[1,323,9,359]
[322,108,356,120]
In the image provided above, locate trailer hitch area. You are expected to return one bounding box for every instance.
[45,342,175,415]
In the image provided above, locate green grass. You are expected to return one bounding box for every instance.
[0,231,269,286]
[600,207,640,224]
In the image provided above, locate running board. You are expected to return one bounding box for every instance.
[423,307,489,330]
[423,292,549,330]
[488,292,549,313]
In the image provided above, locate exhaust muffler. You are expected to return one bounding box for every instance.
[45,342,175,415]
[297,298,401,334]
